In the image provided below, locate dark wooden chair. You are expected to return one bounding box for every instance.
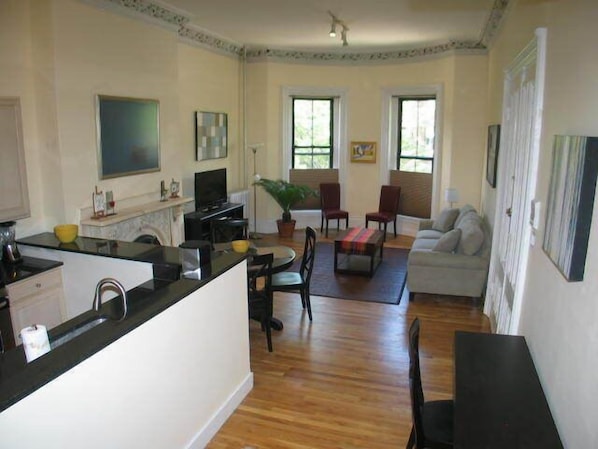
[211,218,248,244]
[407,318,454,449]
[365,185,401,240]
[320,183,349,237]
[247,252,274,352]
[271,226,316,321]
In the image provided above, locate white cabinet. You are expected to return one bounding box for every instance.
[8,268,67,342]
[0,97,30,221]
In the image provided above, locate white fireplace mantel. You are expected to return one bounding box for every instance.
[80,196,192,247]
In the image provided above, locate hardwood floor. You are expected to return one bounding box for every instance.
[207,229,490,449]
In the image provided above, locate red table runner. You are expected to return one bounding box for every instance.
[340,227,378,254]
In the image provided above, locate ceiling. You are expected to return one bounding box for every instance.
[159,0,500,53]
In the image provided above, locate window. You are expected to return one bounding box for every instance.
[292,98,333,169]
[397,97,436,173]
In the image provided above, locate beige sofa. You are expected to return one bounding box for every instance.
[406,205,490,300]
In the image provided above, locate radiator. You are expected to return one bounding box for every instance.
[229,190,249,218]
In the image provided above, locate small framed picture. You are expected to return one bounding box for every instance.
[351,141,377,163]
[92,190,105,217]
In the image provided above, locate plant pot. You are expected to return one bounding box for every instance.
[276,219,296,238]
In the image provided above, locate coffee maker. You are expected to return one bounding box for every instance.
[0,221,22,264]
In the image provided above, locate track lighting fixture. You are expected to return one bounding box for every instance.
[341,28,348,46]
[327,11,348,46]
[329,21,336,37]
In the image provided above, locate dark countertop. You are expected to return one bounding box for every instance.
[0,233,246,413]
[1,256,63,285]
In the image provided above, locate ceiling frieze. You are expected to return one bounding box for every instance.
[89,0,510,64]
[480,0,511,48]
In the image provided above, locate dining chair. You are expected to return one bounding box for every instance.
[407,317,454,449]
[211,218,249,244]
[320,182,349,237]
[247,252,274,352]
[271,226,316,321]
[365,185,401,241]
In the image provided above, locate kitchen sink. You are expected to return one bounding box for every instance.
[50,316,109,350]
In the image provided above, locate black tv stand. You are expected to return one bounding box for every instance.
[184,203,244,242]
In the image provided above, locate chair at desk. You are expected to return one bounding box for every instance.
[407,318,454,449]
[320,182,349,237]
[271,226,316,321]
[247,252,274,352]
[211,218,248,244]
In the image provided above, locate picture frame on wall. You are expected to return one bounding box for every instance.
[96,95,160,179]
[195,111,228,161]
[350,141,377,163]
[486,124,500,188]
[543,135,598,282]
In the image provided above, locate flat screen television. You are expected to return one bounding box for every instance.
[195,168,227,211]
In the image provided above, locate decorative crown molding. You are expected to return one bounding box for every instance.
[245,41,486,64]
[104,0,189,27]
[480,0,511,48]
[86,0,510,63]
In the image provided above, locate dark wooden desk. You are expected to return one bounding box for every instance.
[454,332,563,449]
[184,203,244,241]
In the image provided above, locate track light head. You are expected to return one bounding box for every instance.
[329,21,336,37]
[327,11,348,47]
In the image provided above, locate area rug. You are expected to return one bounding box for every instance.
[289,242,409,305]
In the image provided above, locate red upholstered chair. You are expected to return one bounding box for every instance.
[365,185,401,241]
[320,183,349,237]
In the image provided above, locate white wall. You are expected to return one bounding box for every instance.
[486,0,598,446]
[246,56,488,228]
[0,0,242,238]
[0,262,252,449]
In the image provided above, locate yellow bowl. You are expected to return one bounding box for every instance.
[231,239,250,253]
[54,224,78,243]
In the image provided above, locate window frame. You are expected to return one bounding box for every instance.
[282,86,347,182]
[291,97,334,169]
[397,96,436,174]
[380,84,443,216]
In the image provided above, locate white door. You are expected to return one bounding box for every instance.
[484,29,547,334]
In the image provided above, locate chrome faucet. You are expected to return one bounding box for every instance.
[92,278,128,321]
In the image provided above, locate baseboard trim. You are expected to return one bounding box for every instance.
[185,372,254,448]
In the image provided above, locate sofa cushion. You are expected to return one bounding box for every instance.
[456,218,484,255]
[432,208,460,232]
[454,205,477,228]
[433,229,461,253]
[416,229,445,240]
[411,238,439,251]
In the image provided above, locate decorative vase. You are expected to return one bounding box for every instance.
[276,219,296,238]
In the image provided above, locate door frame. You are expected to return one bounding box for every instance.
[484,28,547,334]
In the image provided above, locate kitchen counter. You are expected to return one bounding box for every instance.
[17,232,189,281]
[0,233,247,413]
[1,256,63,285]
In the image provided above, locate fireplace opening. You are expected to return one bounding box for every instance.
[134,234,161,245]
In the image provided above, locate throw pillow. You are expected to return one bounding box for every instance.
[433,229,461,253]
[457,220,485,255]
[432,208,460,232]
[454,204,477,228]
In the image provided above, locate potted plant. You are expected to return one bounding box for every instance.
[253,178,317,237]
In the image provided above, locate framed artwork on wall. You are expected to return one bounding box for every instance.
[195,111,228,161]
[543,135,598,281]
[96,95,160,179]
[486,124,500,188]
[350,141,376,163]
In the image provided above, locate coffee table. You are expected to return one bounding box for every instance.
[334,227,384,277]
